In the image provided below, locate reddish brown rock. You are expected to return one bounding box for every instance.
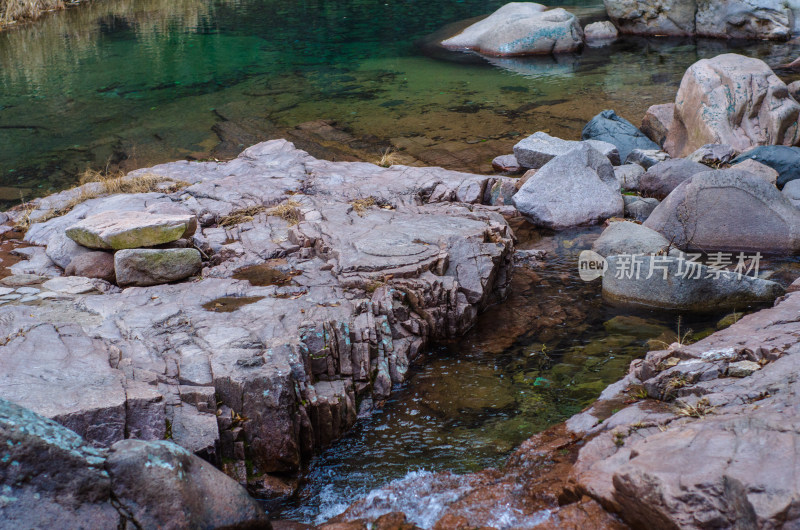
[640,103,673,147]
[65,251,115,283]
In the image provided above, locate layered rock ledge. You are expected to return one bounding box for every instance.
[0,140,515,484]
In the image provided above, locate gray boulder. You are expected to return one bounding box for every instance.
[584,20,618,46]
[614,164,645,191]
[115,248,202,287]
[513,131,620,169]
[625,148,670,169]
[441,3,584,56]
[623,195,660,222]
[731,158,780,186]
[638,158,709,198]
[604,0,696,36]
[45,230,92,269]
[66,211,197,250]
[512,143,624,229]
[687,144,737,166]
[665,54,800,157]
[592,221,672,257]
[644,168,800,253]
[582,110,660,162]
[784,179,800,207]
[603,254,784,311]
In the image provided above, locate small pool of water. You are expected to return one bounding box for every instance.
[3,0,800,207]
[274,225,800,524]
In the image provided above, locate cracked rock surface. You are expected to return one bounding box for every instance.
[0,140,515,480]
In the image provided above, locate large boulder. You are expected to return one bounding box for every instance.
[604,0,793,39]
[664,54,800,158]
[602,254,784,310]
[0,398,270,529]
[604,0,697,36]
[730,145,800,188]
[592,221,672,257]
[115,248,202,287]
[441,3,584,56]
[512,143,624,229]
[638,159,709,199]
[582,110,660,162]
[66,211,197,250]
[644,168,800,253]
[513,131,620,169]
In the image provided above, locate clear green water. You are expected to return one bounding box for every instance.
[3,0,800,524]
[3,0,800,207]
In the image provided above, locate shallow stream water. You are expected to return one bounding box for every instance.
[3,0,800,524]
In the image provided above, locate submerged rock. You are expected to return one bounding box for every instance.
[644,168,800,253]
[513,131,620,169]
[602,254,784,310]
[513,143,624,229]
[66,211,197,250]
[441,3,584,56]
[582,110,660,163]
[664,54,800,157]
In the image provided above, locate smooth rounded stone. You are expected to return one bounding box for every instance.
[582,110,660,163]
[65,251,116,283]
[732,158,780,186]
[731,145,800,188]
[441,3,584,56]
[584,20,618,46]
[492,154,522,173]
[637,158,710,199]
[0,274,47,287]
[614,164,645,191]
[644,168,800,253]
[512,143,624,229]
[513,131,621,169]
[42,276,107,295]
[727,360,762,378]
[687,144,737,166]
[45,230,92,269]
[602,254,784,311]
[623,195,660,222]
[641,103,674,148]
[115,248,202,287]
[784,179,800,208]
[66,210,197,250]
[592,220,671,257]
[106,438,268,530]
[625,149,670,169]
[665,54,800,158]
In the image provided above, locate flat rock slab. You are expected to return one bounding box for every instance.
[115,248,202,287]
[66,211,197,250]
[513,131,620,169]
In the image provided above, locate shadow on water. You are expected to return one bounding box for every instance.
[273,224,799,524]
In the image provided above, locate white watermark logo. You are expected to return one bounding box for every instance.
[578,250,607,281]
[577,251,762,282]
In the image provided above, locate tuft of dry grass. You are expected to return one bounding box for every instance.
[268,200,300,226]
[218,205,266,228]
[350,197,375,217]
[674,398,715,418]
[13,170,189,232]
[1,0,65,26]
[375,148,401,168]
